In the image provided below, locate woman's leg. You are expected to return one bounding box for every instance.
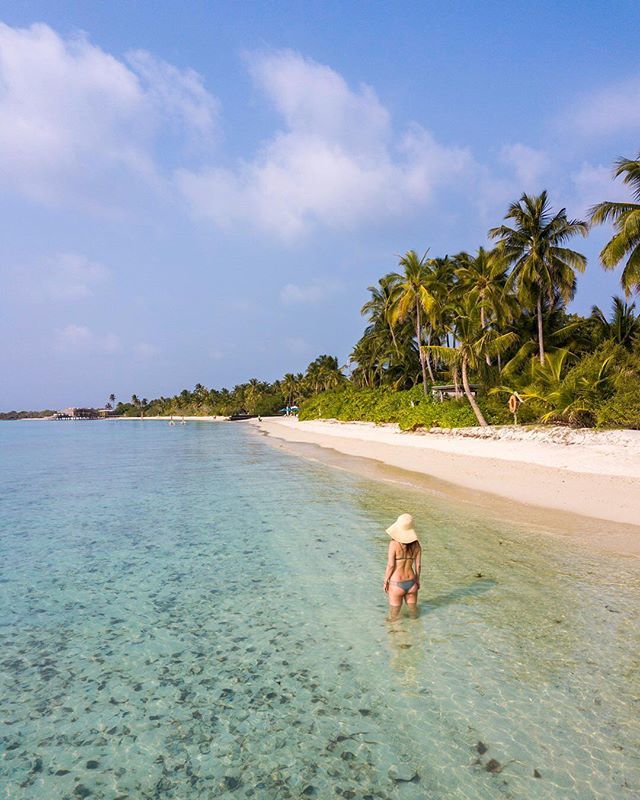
[388,585,405,620]
[405,584,419,617]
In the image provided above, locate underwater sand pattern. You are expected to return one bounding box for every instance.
[1,421,639,798]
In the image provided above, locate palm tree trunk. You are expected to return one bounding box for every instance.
[462,357,487,427]
[424,328,436,383]
[537,293,545,365]
[453,364,461,398]
[389,323,400,356]
[415,300,429,396]
[481,307,492,365]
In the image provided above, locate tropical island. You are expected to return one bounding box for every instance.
[4,154,639,431]
[111,155,639,431]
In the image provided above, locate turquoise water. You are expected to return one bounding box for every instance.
[1,421,639,800]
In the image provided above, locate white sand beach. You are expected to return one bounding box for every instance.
[252,417,640,551]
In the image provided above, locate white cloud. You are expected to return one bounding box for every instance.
[133,342,158,358]
[9,252,110,302]
[177,50,472,240]
[570,162,631,217]
[280,280,339,304]
[45,253,110,300]
[54,324,120,354]
[284,336,311,354]
[499,143,549,189]
[562,74,640,138]
[0,22,218,207]
[126,50,218,148]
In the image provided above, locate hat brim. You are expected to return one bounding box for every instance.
[386,524,418,544]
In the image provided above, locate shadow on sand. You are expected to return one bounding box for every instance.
[421,578,497,613]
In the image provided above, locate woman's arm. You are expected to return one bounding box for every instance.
[383,542,396,593]
[414,544,422,588]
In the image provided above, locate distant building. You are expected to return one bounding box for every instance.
[55,407,112,420]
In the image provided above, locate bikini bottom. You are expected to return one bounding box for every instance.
[391,579,417,592]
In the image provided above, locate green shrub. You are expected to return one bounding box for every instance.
[596,374,640,429]
[300,386,521,429]
[299,347,640,430]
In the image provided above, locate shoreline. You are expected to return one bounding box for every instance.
[251,417,640,555]
[4,415,229,422]
[108,415,228,421]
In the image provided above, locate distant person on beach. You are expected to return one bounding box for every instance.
[383,513,421,619]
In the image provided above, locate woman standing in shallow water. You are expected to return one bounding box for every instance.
[383,513,422,620]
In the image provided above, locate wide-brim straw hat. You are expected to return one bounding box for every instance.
[386,513,418,544]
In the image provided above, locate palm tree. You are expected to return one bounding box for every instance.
[349,330,389,388]
[304,355,345,394]
[427,255,457,354]
[589,153,640,296]
[490,191,588,365]
[281,373,299,409]
[590,296,640,349]
[245,379,262,412]
[455,247,514,331]
[455,247,516,367]
[109,393,116,409]
[361,274,402,355]
[390,250,438,393]
[424,299,517,426]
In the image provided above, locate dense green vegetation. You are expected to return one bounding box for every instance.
[299,342,640,429]
[115,154,640,429]
[299,386,514,429]
[306,154,640,430]
[113,356,346,418]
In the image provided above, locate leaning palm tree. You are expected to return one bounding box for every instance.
[490,191,588,365]
[589,153,640,296]
[424,300,517,426]
[390,250,437,393]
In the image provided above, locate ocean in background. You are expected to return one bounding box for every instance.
[1,420,639,800]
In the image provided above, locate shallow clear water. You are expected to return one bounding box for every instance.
[1,421,639,800]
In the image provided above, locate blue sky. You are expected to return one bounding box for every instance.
[1,1,639,409]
